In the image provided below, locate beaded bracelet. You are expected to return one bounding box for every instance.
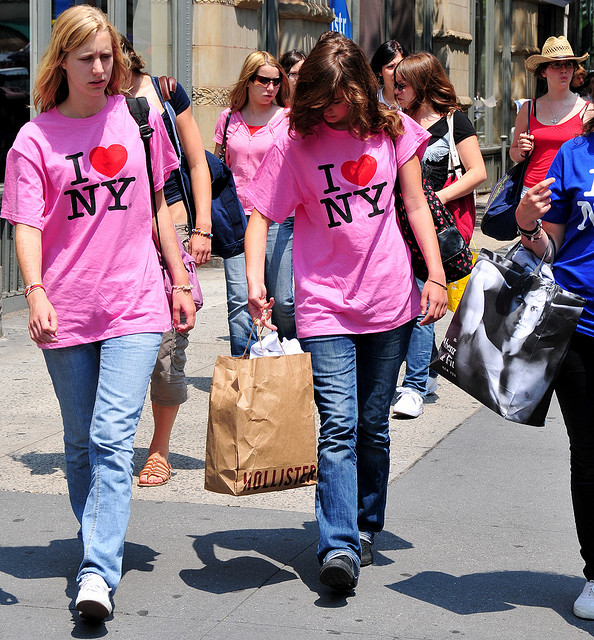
[171,284,194,292]
[518,219,543,242]
[192,228,213,239]
[428,279,448,291]
[24,283,45,298]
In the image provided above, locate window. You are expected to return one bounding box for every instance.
[0,0,30,182]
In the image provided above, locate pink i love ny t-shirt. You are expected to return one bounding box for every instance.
[246,113,431,338]
[1,94,179,348]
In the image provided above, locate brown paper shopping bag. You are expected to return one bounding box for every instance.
[205,352,317,496]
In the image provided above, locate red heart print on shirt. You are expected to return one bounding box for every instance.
[341,154,377,187]
[89,145,128,178]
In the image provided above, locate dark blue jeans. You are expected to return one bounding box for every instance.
[555,330,594,580]
[301,322,414,572]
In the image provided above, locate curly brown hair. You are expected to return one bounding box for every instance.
[394,52,458,118]
[289,36,403,140]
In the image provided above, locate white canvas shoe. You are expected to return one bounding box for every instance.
[574,580,594,619]
[391,388,424,418]
[75,573,112,620]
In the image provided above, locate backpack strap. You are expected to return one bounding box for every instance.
[158,75,177,103]
[126,96,165,268]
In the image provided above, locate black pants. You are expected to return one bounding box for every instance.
[555,331,594,580]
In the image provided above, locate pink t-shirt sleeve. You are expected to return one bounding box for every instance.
[3,143,47,229]
[395,112,431,168]
[246,139,301,223]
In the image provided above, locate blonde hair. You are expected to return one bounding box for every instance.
[228,51,289,111]
[33,5,127,112]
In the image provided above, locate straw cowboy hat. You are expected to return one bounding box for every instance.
[525,36,588,74]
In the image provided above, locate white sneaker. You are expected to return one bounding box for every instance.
[426,377,438,395]
[574,580,594,619]
[391,388,424,418]
[75,573,112,620]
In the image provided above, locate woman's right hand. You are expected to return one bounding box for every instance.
[248,285,277,331]
[27,289,58,344]
[518,132,535,158]
[516,177,554,226]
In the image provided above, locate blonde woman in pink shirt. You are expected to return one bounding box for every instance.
[214,51,296,355]
[0,6,194,620]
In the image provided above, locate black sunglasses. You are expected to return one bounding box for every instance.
[251,74,282,87]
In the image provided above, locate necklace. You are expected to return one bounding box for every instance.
[547,95,574,124]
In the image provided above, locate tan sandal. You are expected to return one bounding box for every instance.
[138,453,172,487]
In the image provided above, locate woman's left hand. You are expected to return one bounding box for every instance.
[172,289,196,332]
[189,233,211,266]
[419,280,448,325]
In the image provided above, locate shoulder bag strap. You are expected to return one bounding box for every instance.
[153,76,195,229]
[219,110,232,164]
[158,75,177,103]
[126,96,165,270]
[447,112,463,180]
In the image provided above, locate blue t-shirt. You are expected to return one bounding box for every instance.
[543,134,594,337]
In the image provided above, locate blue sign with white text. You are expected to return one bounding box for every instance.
[329,0,352,38]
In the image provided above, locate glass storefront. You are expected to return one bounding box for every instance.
[0,0,173,183]
[0,0,29,182]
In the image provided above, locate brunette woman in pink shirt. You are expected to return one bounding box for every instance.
[245,35,447,592]
[214,51,296,356]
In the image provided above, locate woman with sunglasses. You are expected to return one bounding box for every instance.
[370,40,407,110]
[214,51,296,355]
[510,36,590,194]
[391,52,486,418]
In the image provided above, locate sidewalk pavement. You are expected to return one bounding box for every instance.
[1,236,592,638]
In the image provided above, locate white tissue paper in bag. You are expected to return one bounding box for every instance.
[249,332,304,359]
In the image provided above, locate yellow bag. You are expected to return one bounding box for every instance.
[447,250,479,313]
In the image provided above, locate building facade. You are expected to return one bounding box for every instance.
[0,0,592,298]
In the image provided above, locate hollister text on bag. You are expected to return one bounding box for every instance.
[205,352,317,496]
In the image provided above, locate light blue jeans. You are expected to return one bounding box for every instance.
[43,332,162,592]
[400,278,438,396]
[301,323,414,573]
[224,217,295,356]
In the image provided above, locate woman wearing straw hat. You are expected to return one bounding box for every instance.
[510,36,591,193]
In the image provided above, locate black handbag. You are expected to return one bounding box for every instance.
[395,177,474,284]
[481,101,532,241]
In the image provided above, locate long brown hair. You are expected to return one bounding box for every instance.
[289,36,403,140]
[33,5,127,112]
[395,52,458,118]
[228,51,289,111]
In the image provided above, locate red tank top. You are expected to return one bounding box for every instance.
[524,107,586,188]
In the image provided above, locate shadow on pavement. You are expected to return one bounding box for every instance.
[181,524,414,604]
[388,569,594,636]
